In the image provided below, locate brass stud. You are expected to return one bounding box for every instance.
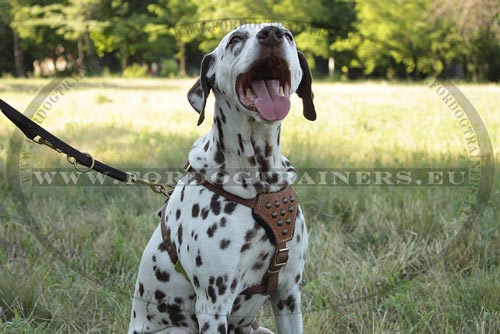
[286,218,291,225]
[289,195,295,202]
[282,197,288,204]
[288,205,294,212]
[280,209,286,216]
[282,228,288,235]
[277,220,283,226]
[265,202,272,209]
[271,211,277,218]
[274,200,280,207]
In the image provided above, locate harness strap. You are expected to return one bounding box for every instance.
[160,163,298,296]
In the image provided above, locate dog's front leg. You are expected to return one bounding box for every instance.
[195,294,233,334]
[270,284,304,334]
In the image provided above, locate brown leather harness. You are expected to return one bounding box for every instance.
[160,163,299,295]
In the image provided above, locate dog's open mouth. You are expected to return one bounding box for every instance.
[236,56,291,122]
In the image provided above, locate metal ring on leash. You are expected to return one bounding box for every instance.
[67,153,95,173]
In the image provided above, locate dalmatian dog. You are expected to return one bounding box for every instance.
[129,23,316,334]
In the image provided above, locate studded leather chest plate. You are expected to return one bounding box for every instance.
[253,186,298,245]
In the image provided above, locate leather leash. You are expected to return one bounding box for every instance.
[0,99,172,197]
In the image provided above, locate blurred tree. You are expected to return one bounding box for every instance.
[333,0,437,79]
[429,0,500,81]
[148,0,199,76]
[0,0,25,76]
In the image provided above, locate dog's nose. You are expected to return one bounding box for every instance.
[257,26,284,47]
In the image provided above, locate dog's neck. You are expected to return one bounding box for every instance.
[188,97,295,198]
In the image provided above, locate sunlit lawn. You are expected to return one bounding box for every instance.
[0,78,499,333]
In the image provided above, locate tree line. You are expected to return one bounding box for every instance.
[0,0,499,81]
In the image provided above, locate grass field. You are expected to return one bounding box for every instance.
[0,78,499,334]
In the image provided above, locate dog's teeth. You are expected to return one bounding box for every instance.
[246,88,254,101]
[279,85,284,96]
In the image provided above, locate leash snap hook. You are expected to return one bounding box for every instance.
[67,153,95,173]
[128,173,172,198]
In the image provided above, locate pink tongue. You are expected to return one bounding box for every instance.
[250,80,290,121]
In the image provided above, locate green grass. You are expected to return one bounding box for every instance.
[0,78,499,333]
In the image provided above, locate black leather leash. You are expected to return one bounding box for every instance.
[0,99,172,196]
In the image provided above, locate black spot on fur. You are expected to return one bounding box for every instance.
[155,268,170,282]
[158,241,167,252]
[220,239,231,249]
[238,134,244,153]
[207,223,218,237]
[265,142,273,157]
[139,282,144,297]
[155,290,166,302]
[201,322,210,332]
[192,204,200,217]
[210,194,221,215]
[219,107,227,123]
[157,302,167,312]
[259,251,270,261]
[216,276,227,295]
[204,140,210,152]
[196,254,203,267]
[180,185,185,201]
[257,154,270,172]
[295,274,301,284]
[244,229,257,242]
[193,275,200,288]
[217,323,226,334]
[176,209,181,220]
[207,286,217,303]
[177,225,183,245]
[287,294,297,312]
[201,208,210,219]
[230,278,238,292]
[224,202,237,214]
[166,304,185,324]
[219,217,227,228]
[240,243,251,252]
[215,145,225,164]
[252,262,264,271]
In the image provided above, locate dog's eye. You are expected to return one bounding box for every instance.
[229,35,243,46]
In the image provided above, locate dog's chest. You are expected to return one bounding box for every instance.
[164,174,306,297]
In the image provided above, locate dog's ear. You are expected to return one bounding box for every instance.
[188,53,216,125]
[296,51,316,121]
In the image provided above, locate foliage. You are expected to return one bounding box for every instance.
[160,58,180,77]
[0,0,498,81]
[122,63,148,78]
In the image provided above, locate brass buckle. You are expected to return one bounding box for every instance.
[67,153,95,173]
[268,247,289,274]
[183,162,192,172]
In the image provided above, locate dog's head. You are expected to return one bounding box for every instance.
[188,23,316,125]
